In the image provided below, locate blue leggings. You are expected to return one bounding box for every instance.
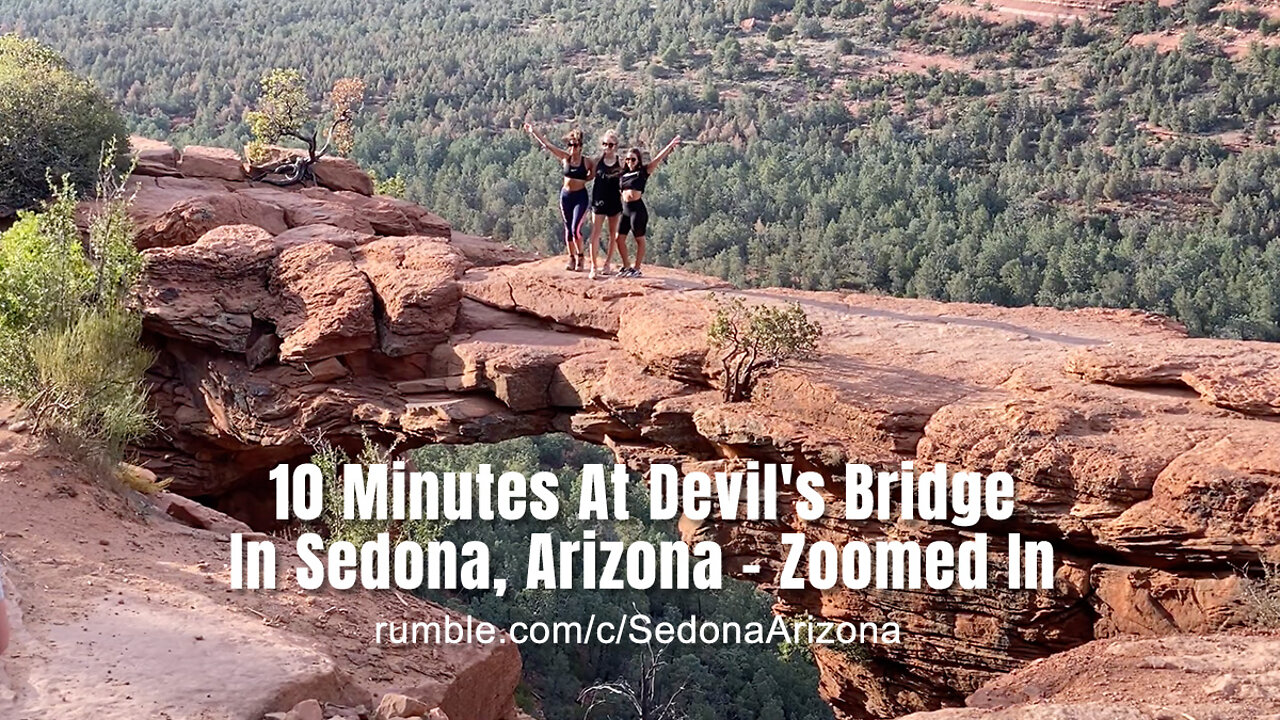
[560,188,589,249]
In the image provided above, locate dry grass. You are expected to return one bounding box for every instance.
[1241,561,1280,629]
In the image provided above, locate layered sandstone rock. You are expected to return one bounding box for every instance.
[178,145,247,181]
[900,633,1280,719]
[121,139,1280,719]
[129,135,180,177]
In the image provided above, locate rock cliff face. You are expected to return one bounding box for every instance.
[121,139,1280,719]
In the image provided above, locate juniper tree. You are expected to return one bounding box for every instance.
[245,68,365,185]
[708,297,822,402]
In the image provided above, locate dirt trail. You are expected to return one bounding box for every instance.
[0,408,520,720]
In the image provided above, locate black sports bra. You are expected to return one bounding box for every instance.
[563,156,589,180]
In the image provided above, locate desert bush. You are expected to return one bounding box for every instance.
[0,192,92,386]
[372,172,408,199]
[708,296,822,401]
[0,34,127,215]
[797,17,825,39]
[1242,561,1280,628]
[310,432,450,546]
[0,150,151,463]
[28,309,153,459]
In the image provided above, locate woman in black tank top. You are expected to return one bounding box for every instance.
[585,130,624,278]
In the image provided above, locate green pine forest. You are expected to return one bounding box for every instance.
[4,0,1280,338]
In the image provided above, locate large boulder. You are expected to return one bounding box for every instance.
[178,145,246,181]
[241,186,375,233]
[617,293,717,382]
[319,189,452,237]
[449,232,539,268]
[126,176,289,249]
[355,237,465,356]
[267,242,378,362]
[313,156,375,195]
[272,223,376,250]
[138,224,278,352]
[1065,339,1280,416]
[129,135,180,177]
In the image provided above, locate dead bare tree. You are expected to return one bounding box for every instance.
[577,640,689,720]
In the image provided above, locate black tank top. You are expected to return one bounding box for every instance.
[563,156,588,180]
[595,157,622,192]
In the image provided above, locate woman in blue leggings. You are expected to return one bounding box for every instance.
[525,124,592,271]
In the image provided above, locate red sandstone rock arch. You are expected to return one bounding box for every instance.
[123,142,1280,720]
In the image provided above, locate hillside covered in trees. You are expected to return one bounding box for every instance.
[5,0,1280,338]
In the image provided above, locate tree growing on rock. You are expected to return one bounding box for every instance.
[708,296,822,402]
[245,68,365,186]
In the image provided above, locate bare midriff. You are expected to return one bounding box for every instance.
[622,189,643,202]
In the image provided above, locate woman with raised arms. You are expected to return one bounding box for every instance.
[524,124,592,271]
[616,136,681,278]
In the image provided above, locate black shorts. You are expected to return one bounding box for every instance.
[592,194,622,217]
[618,199,648,237]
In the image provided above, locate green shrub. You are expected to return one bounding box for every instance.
[797,17,824,39]
[311,432,450,546]
[0,153,151,464]
[372,172,408,199]
[708,296,823,402]
[0,186,94,392]
[0,34,127,215]
[28,309,153,460]
[1242,561,1280,628]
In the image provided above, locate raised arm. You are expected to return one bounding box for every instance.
[647,135,682,173]
[524,123,570,161]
